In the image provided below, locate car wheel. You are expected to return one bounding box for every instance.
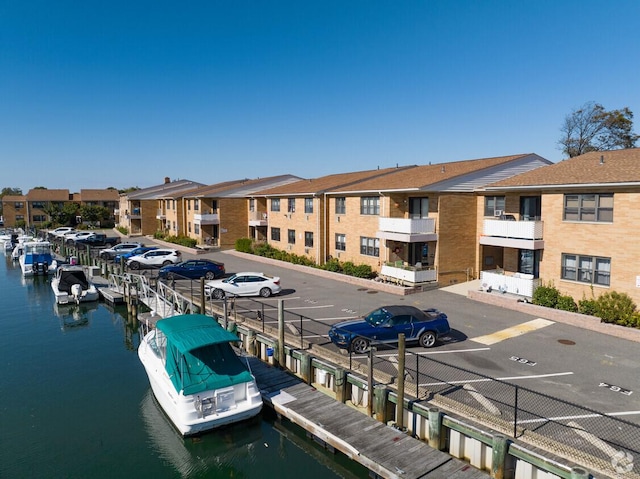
[129,261,140,270]
[212,289,225,300]
[105,242,113,248]
[205,271,215,280]
[419,331,437,348]
[162,260,172,267]
[259,287,272,298]
[351,337,370,354]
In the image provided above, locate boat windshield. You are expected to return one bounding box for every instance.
[150,330,167,360]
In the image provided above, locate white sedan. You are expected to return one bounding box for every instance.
[205,272,281,299]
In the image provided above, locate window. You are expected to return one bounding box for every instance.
[15,202,24,209]
[484,196,506,216]
[194,199,199,211]
[360,236,379,257]
[188,222,192,233]
[305,231,313,247]
[32,201,45,209]
[33,215,47,222]
[287,229,295,244]
[271,227,281,241]
[561,254,610,286]
[564,193,613,222]
[335,197,346,215]
[288,198,296,213]
[249,198,255,212]
[16,215,24,221]
[271,198,280,212]
[304,198,313,214]
[360,196,380,215]
[335,233,346,251]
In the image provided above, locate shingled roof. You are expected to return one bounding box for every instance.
[485,148,640,190]
[328,154,549,193]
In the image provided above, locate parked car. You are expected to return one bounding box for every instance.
[158,259,225,280]
[113,246,158,264]
[126,248,182,270]
[99,242,144,261]
[328,305,450,354]
[64,231,96,244]
[73,233,121,248]
[48,227,76,239]
[204,272,281,299]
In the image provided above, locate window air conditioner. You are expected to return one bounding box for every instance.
[494,210,503,217]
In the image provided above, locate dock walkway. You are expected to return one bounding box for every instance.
[248,356,488,479]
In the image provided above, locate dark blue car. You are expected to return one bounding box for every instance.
[328,305,450,354]
[158,259,225,280]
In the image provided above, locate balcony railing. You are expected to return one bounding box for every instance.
[377,217,437,243]
[379,262,437,286]
[480,219,544,249]
[480,269,540,298]
[194,212,219,225]
[249,211,268,226]
[156,209,166,219]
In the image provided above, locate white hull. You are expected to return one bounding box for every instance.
[51,283,100,304]
[50,266,99,304]
[138,330,263,436]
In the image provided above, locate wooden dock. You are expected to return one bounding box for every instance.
[248,357,488,479]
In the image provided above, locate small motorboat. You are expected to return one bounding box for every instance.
[19,240,57,276]
[138,314,263,436]
[51,265,100,304]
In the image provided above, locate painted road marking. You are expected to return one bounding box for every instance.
[463,384,501,416]
[470,318,554,345]
[567,421,619,457]
[420,371,573,387]
[377,347,491,357]
[517,410,640,424]
[387,355,415,381]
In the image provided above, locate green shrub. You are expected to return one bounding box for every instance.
[578,298,598,316]
[235,237,253,253]
[116,226,129,235]
[556,295,578,312]
[532,283,560,308]
[595,291,637,325]
[323,258,342,273]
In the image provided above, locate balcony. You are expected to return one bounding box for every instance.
[377,217,437,243]
[194,212,219,225]
[249,211,268,227]
[480,269,540,298]
[156,209,166,220]
[379,262,437,286]
[126,208,141,219]
[479,219,544,250]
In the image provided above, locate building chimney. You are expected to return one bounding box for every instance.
[164,177,171,184]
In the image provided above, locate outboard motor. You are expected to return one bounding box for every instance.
[71,283,83,304]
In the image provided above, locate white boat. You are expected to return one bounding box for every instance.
[19,240,58,276]
[50,265,100,304]
[138,314,263,436]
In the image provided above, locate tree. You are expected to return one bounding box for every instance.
[558,102,639,157]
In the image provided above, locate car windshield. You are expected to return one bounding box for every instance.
[222,274,238,283]
[363,308,392,327]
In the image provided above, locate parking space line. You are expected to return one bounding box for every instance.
[470,318,554,345]
[377,347,491,357]
[420,371,573,387]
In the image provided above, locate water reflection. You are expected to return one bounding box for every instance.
[140,389,261,478]
[52,301,99,331]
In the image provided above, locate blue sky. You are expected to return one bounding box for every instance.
[2,1,639,193]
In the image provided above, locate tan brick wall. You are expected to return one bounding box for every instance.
[540,190,640,305]
[437,194,477,285]
[219,198,248,250]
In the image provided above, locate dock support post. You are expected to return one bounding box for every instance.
[373,384,390,423]
[277,299,285,368]
[200,278,205,315]
[299,352,311,384]
[428,408,443,450]
[367,346,375,417]
[335,367,347,403]
[396,333,405,430]
[491,434,508,479]
[246,330,256,356]
[570,467,589,479]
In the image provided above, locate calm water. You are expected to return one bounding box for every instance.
[0,253,367,479]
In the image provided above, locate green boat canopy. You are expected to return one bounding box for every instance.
[156,314,253,395]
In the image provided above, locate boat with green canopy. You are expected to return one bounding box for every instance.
[138,314,263,436]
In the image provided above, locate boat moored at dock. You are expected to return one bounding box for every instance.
[51,265,100,304]
[19,240,57,276]
[138,314,263,436]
